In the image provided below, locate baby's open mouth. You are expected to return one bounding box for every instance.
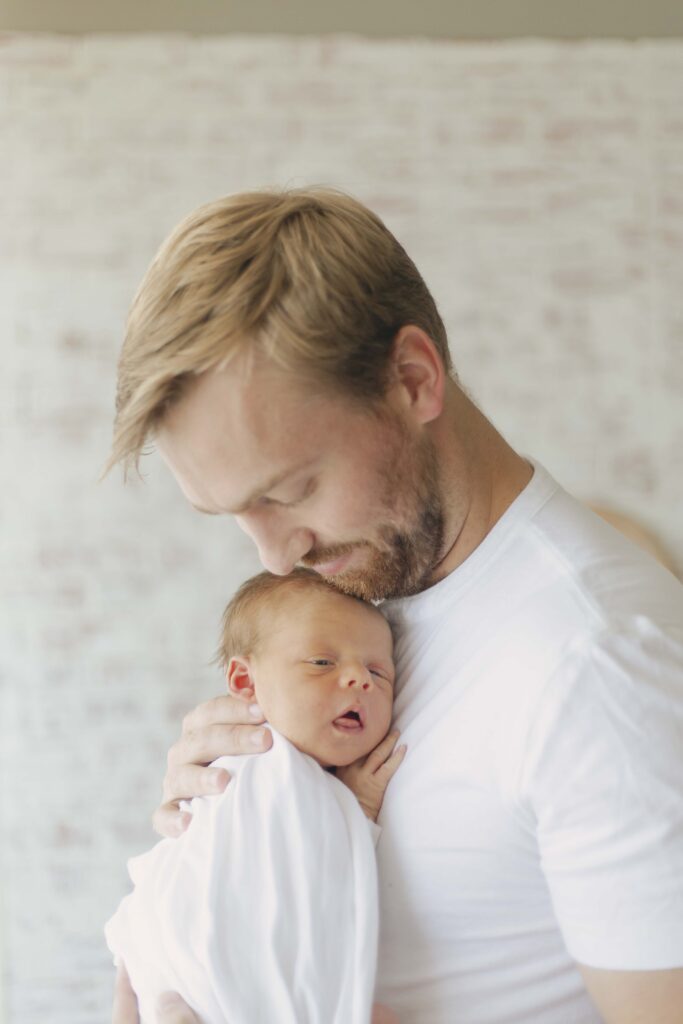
[333,709,364,732]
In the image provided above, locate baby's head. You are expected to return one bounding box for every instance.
[217,569,395,768]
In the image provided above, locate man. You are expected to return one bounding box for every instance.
[109,188,683,1023]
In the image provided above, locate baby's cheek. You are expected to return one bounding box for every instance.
[369,702,392,745]
[381,691,395,724]
[293,700,328,740]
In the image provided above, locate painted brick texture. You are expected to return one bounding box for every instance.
[1,33,682,1023]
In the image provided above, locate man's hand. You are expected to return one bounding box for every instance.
[154,694,272,838]
[156,993,203,1023]
[372,1003,399,1023]
[112,966,202,1024]
[337,730,406,821]
[112,965,139,1024]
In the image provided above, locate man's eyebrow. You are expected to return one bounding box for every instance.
[190,464,314,516]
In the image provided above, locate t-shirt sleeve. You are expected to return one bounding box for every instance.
[519,616,683,970]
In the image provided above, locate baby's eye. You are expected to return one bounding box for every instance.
[369,667,391,681]
[309,658,334,667]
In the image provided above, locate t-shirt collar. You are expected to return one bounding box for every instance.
[381,458,558,627]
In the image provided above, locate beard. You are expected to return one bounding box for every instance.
[300,424,446,602]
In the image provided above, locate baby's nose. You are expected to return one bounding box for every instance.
[340,665,371,690]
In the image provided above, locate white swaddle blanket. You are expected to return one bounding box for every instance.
[105,730,379,1024]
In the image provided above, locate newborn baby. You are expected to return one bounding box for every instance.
[106,568,405,1024]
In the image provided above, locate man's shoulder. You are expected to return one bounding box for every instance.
[519,614,683,793]
[525,484,683,634]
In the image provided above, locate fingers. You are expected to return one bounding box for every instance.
[163,724,272,802]
[162,752,231,805]
[156,992,202,1023]
[112,964,139,1024]
[166,721,272,774]
[155,699,273,838]
[154,761,236,838]
[364,730,403,774]
[181,694,265,733]
[166,695,267,785]
[375,742,407,783]
[152,802,195,839]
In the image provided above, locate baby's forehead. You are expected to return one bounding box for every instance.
[261,584,392,643]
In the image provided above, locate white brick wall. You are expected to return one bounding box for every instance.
[1,33,682,1023]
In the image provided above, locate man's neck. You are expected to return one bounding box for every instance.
[428,387,533,584]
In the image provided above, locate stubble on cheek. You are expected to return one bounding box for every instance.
[317,444,445,602]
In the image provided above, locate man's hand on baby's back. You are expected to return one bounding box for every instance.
[112,965,139,1023]
[154,694,272,838]
[112,968,203,1024]
[337,730,406,822]
[156,992,203,1023]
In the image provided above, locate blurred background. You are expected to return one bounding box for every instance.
[1,2,682,1021]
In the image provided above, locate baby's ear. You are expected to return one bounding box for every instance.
[226,656,256,702]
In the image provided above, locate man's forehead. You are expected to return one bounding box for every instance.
[187,355,315,426]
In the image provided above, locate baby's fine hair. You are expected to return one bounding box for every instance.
[216,567,381,671]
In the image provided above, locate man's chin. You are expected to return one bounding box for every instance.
[303,552,387,601]
[321,562,419,603]
[323,570,384,602]
[304,530,438,602]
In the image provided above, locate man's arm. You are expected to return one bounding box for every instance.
[521,625,683,1020]
[578,964,683,1024]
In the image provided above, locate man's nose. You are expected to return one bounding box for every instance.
[236,515,313,576]
[339,664,372,691]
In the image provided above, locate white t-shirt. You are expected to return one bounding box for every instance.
[105,731,379,1024]
[375,460,683,1024]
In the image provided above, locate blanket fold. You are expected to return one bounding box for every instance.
[105,730,379,1024]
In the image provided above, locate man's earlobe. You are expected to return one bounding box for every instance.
[226,657,256,701]
[391,325,445,425]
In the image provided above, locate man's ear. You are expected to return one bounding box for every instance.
[226,656,256,702]
[389,325,446,425]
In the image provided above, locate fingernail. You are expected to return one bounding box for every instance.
[249,703,263,719]
[209,768,229,791]
[250,727,266,748]
[175,812,192,834]
[158,991,184,1009]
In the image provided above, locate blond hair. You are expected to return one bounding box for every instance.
[215,567,389,671]
[107,187,450,476]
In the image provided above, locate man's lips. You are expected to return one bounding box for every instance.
[310,550,354,576]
